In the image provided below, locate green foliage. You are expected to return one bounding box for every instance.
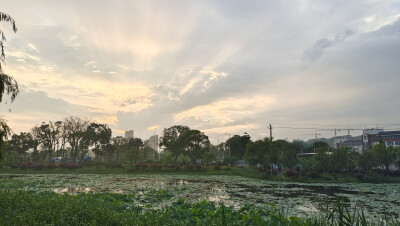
[125,147,139,167]
[0,189,397,225]
[160,125,190,162]
[244,139,270,169]
[358,149,376,173]
[373,143,396,175]
[225,133,251,159]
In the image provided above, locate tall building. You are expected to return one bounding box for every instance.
[125,130,134,139]
[148,135,158,152]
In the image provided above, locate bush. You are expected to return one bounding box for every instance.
[113,163,123,168]
[214,165,221,171]
[59,163,66,168]
[195,165,202,171]
[186,164,194,171]
[66,163,78,170]
[284,170,297,177]
[46,163,57,169]
[355,173,364,180]
[308,171,321,178]
[152,164,161,170]
[18,163,28,170]
[221,166,231,171]
[35,163,45,170]
[175,164,181,171]
[388,170,400,177]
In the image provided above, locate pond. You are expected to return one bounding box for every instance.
[0,174,399,219]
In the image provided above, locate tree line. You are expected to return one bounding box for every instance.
[2,120,400,175]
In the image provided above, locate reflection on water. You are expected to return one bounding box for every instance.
[53,187,92,194]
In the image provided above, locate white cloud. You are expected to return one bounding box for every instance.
[1,0,399,141]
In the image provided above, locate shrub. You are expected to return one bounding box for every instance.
[10,164,18,169]
[214,165,221,171]
[18,163,28,170]
[321,173,332,180]
[388,170,400,177]
[186,164,194,171]
[140,163,148,170]
[59,163,66,168]
[46,163,57,169]
[66,163,77,170]
[355,173,364,180]
[195,165,202,171]
[176,164,181,171]
[135,163,141,170]
[308,171,321,178]
[35,163,45,170]
[113,163,123,168]
[221,166,231,171]
[152,164,161,170]
[284,170,297,177]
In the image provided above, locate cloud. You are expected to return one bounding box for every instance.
[1,0,399,141]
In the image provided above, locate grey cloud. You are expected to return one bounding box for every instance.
[302,29,354,61]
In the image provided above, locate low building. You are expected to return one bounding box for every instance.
[377,131,400,147]
[337,140,363,152]
[362,128,383,150]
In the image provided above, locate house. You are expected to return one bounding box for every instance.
[337,140,363,152]
[377,130,400,147]
[362,128,383,150]
[362,129,400,150]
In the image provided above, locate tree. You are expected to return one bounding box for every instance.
[281,148,298,169]
[125,147,139,167]
[63,116,88,160]
[330,147,350,172]
[160,125,190,162]
[0,12,18,162]
[225,133,251,159]
[358,149,376,175]
[394,147,400,169]
[0,12,19,102]
[112,136,127,163]
[8,132,34,163]
[0,118,11,162]
[272,139,291,175]
[244,138,271,170]
[179,129,210,165]
[84,123,112,163]
[373,143,395,176]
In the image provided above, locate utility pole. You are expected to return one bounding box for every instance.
[268,123,272,142]
[225,133,231,158]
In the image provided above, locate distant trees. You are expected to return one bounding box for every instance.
[160,125,190,162]
[243,138,271,170]
[160,125,210,164]
[225,133,251,160]
[244,138,299,175]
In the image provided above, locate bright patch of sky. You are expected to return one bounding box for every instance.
[0,0,399,142]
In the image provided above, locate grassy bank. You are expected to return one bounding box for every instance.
[1,189,397,225]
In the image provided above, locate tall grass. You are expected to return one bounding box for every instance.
[0,189,398,225]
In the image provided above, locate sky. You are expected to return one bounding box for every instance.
[0,0,399,143]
